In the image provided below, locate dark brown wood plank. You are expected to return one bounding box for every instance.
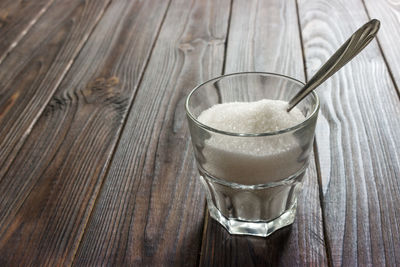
[363,0,400,94]
[199,0,328,266]
[0,0,170,265]
[0,0,110,180]
[74,0,231,265]
[297,0,400,266]
[0,0,54,63]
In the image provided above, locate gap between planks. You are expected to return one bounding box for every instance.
[197,0,234,264]
[313,141,333,267]
[360,0,400,101]
[295,0,333,265]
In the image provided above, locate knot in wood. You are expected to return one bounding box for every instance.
[82,76,120,103]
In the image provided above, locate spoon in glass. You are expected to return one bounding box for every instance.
[287,19,380,112]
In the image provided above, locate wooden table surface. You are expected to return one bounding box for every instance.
[0,0,399,266]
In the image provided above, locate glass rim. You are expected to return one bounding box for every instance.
[185,71,320,137]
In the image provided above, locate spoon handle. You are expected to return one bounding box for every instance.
[287,19,380,111]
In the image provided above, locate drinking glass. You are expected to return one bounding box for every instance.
[186,72,319,237]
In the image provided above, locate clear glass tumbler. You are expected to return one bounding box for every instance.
[186,72,319,237]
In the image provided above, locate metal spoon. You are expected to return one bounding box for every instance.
[287,19,380,112]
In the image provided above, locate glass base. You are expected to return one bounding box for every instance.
[207,200,297,237]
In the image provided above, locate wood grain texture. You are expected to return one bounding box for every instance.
[0,0,170,265]
[200,0,328,266]
[0,0,54,63]
[0,0,110,181]
[298,0,400,266]
[363,0,400,94]
[74,0,231,265]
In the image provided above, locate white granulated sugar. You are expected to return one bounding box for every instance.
[198,99,304,133]
[197,99,306,185]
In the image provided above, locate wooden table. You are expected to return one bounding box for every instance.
[0,0,399,266]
